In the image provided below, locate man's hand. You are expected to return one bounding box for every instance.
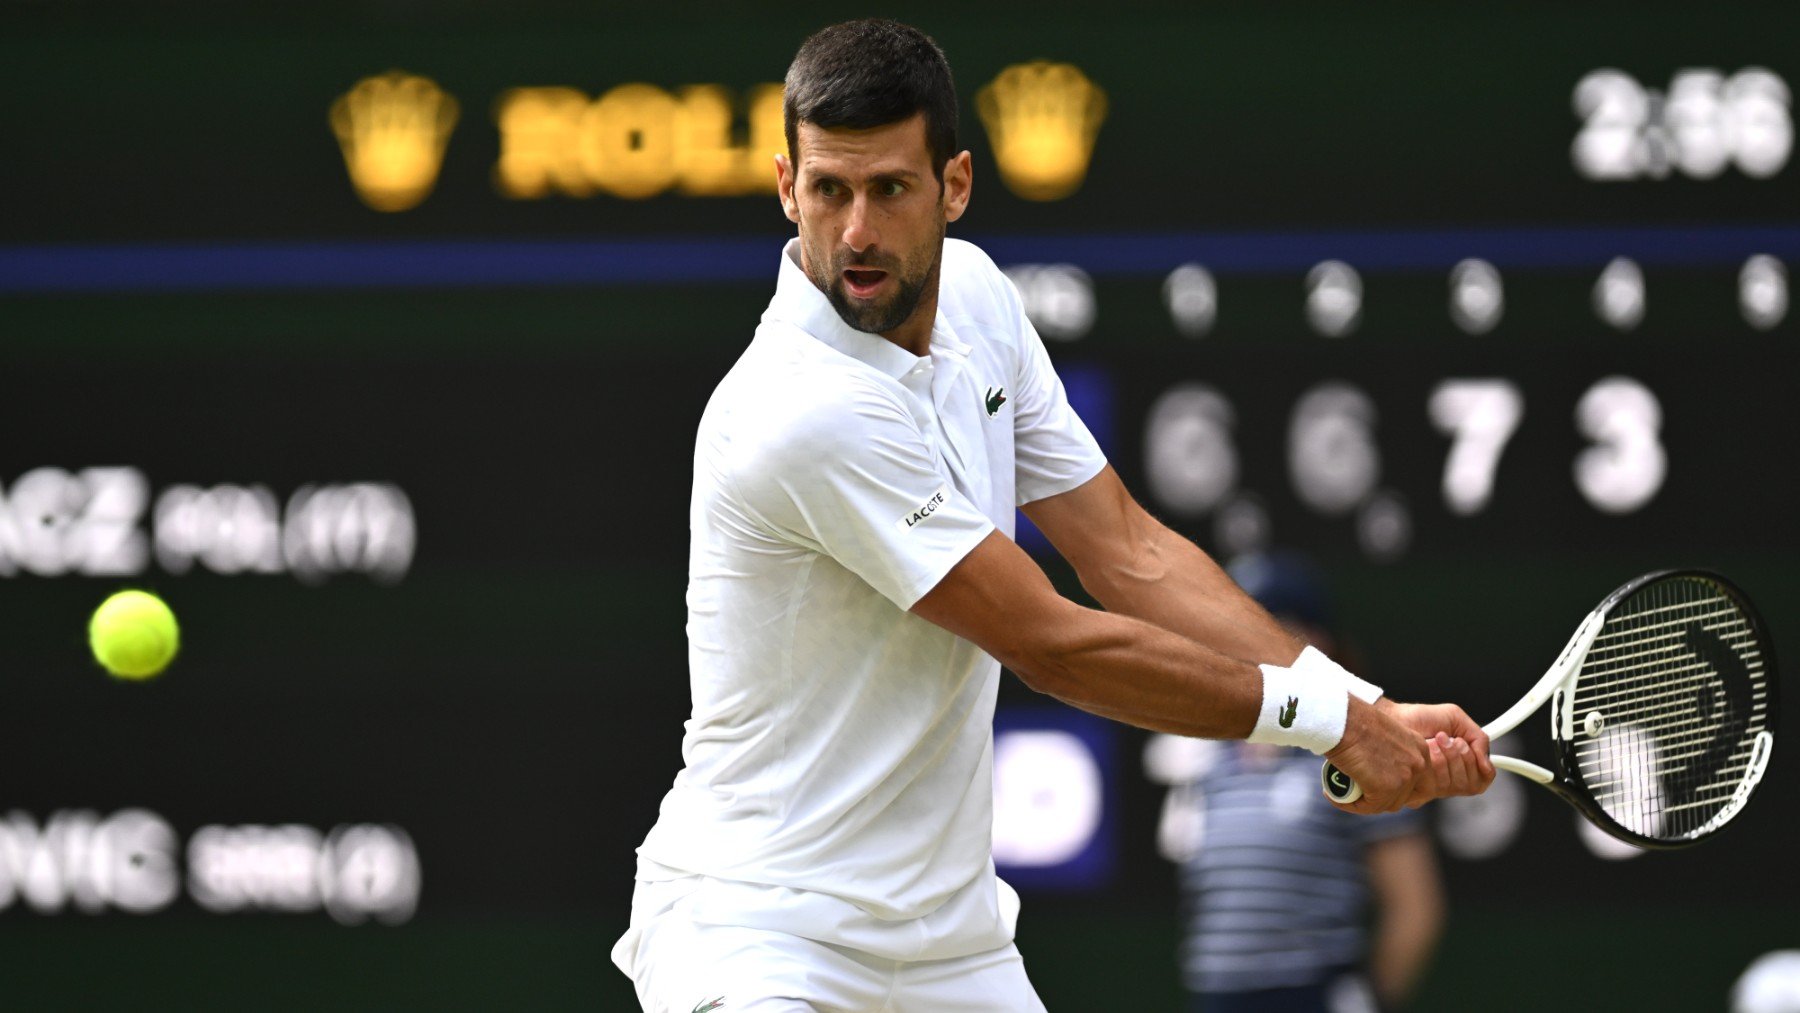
[1388,701,1495,796]
[1325,699,1495,812]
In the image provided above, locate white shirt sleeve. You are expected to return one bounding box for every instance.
[732,380,996,610]
[1009,297,1108,506]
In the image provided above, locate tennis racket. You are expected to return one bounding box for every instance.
[1321,569,1777,849]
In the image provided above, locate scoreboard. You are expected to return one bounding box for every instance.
[3,2,1797,1008]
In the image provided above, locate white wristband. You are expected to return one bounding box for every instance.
[1247,662,1348,754]
[1292,645,1384,704]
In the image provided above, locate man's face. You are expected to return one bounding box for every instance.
[777,113,971,336]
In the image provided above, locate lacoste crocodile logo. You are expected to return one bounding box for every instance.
[1278,696,1299,728]
[985,386,1007,417]
[692,999,725,1013]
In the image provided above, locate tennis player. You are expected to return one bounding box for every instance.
[614,19,1493,1011]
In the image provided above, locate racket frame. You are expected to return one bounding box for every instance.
[1480,607,1608,786]
[1546,569,1778,849]
[1322,568,1777,850]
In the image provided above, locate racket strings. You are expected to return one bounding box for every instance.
[1567,577,1771,842]
[1575,656,1755,712]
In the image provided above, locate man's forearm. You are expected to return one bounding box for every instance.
[912,528,1487,810]
[1076,515,1304,666]
[1002,599,1269,739]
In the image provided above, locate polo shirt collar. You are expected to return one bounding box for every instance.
[767,238,926,380]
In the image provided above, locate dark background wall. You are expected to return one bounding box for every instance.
[2,2,1795,1008]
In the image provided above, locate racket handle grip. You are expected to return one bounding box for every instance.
[1320,761,1363,804]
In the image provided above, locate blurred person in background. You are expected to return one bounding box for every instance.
[1147,551,1445,1013]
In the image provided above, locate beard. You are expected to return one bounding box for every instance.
[807,223,944,335]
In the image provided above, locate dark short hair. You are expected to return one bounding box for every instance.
[783,19,958,182]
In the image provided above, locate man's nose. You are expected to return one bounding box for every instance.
[842,195,879,253]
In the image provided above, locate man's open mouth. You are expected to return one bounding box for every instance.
[842,269,888,298]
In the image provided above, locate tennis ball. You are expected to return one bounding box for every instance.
[89,590,180,680]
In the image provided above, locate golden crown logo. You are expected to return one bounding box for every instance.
[977,62,1107,201]
[330,71,460,212]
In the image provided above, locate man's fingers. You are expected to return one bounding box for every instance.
[1453,711,1496,781]
[1467,736,1497,792]
[1386,702,1502,795]
[1445,736,1473,795]
[1471,726,1495,779]
[1331,698,1503,812]
[1439,707,1494,779]
[1411,736,1449,808]
[1450,709,1484,740]
[1327,701,1502,813]
[1438,735,1492,797]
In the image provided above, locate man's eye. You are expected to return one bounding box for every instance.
[817,181,841,197]
[880,181,906,197]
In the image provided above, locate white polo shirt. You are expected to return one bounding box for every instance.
[632,237,1107,962]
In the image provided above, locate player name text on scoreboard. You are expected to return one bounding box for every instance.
[0,809,420,924]
[0,468,415,583]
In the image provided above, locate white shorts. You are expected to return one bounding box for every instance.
[613,878,1048,1013]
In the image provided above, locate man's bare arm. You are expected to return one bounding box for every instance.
[1021,466,1300,664]
[913,530,1262,739]
[912,530,1463,811]
[1010,466,1494,808]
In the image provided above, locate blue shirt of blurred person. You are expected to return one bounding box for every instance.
[1171,742,1420,1013]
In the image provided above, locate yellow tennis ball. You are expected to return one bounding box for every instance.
[89,590,180,680]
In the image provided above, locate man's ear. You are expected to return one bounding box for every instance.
[942,150,973,223]
[775,153,801,224]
